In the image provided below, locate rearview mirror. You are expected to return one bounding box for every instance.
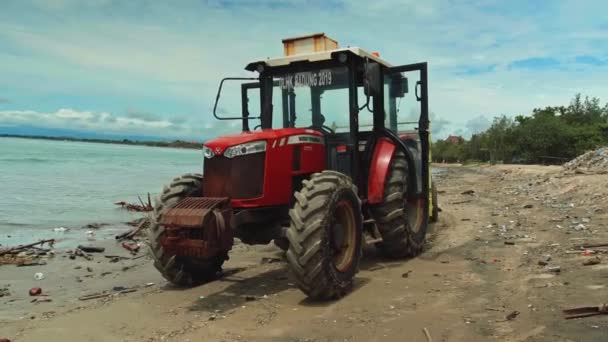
[390,75,408,98]
[364,62,382,97]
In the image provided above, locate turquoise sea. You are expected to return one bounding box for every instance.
[0,137,203,248]
[0,137,443,249]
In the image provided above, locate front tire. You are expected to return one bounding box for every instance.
[147,173,225,286]
[285,171,363,300]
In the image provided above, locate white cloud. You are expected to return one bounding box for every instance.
[0,108,242,139]
[0,0,607,141]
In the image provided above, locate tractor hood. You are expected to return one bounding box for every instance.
[204,128,323,156]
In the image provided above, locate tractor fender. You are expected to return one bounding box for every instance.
[367,137,418,204]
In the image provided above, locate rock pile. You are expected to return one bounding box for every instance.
[563,147,608,174]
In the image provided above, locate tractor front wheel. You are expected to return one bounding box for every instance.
[147,173,226,286]
[285,171,363,300]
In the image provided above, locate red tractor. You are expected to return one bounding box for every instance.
[148,33,438,299]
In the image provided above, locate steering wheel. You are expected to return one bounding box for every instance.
[308,125,335,134]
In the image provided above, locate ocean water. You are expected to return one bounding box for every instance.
[0,137,203,247]
[0,137,443,249]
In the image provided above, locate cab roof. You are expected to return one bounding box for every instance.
[245,47,393,72]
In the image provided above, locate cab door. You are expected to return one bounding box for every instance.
[385,62,430,200]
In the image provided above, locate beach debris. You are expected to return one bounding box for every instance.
[523,204,534,209]
[546,266,561,273]
[53,227,68,233]
[538,255,552,266]
[563,303,608,319]
[0,239,55,257]
[77,245,105,253]
[0,287,10,297]
[574,224,587,231]
[71,248,93,261]
[461,190,475,195]
[505,310,520,321]
[125,217,147,227]
[504,241,515,245]
[563,147,608,174]
[104,255,130,263]
[452,199,473,205]
[34,272,44,280]
[422,327,432,342]
[114,193,153,212]
[0,338,11,342]
[29,287,42,296]
[116,218,149,241]
[83,223,108,229]
[583,257,601,266]
[577,242,608,249]
[16,260,47,267]
[31,297,52,304]
[78,287,137,301]
[121,242,140,254]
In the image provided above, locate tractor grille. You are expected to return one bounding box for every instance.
[203,153,265,199]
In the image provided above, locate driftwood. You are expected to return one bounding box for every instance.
[0,239,55,256]
[77,245,105,253]
[115,219,148,241]
[579,242,608,249]
[452,199,473,205]
[423,327,432,342]
[114,194,153,212]
[78,288,137,301]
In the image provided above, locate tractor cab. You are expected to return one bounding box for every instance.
[149,33,438,300]
[212,33,431,204]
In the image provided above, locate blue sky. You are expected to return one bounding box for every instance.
[1,0,607,140]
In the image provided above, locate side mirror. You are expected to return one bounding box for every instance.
[390,75,408,98]
[364,62,382,97]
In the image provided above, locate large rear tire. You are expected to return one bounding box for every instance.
[370,150,428,258]
[147,173,225,286]
[285,171,363,300]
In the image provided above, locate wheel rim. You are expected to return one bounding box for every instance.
[331,199,357,272]
[406,198,425,234]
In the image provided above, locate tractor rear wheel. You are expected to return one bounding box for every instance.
[147,173,225,286]
[285,171,362,300]
[370,149,429,258]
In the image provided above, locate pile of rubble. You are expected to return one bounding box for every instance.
[563,147,608,174]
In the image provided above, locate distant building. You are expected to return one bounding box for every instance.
[445,135,463,144]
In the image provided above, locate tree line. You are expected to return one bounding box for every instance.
[432,94,608,164]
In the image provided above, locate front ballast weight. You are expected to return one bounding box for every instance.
[159,197,234,259]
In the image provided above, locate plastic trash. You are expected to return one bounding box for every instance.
[34,272,44,280]
[29,287,42,296]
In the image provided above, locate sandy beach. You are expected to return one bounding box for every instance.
[1,164,607,341]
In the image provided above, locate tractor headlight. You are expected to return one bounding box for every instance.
[202,146,215,159]
[224,140,266,159]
